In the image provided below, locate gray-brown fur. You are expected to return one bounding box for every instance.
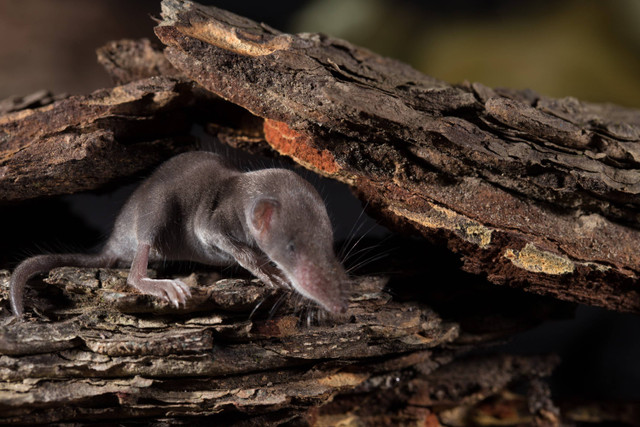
[10,152,348,317]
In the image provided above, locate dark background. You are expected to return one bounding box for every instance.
[1,0,639,403]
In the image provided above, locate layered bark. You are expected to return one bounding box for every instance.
[0,268,562,425]
[151,0,640,314]
[1,0,639,424]
[0,77,196,202]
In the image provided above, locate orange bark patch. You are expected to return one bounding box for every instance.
[263,119,340,175]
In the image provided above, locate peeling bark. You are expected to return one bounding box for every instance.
[152,0,640,314]
[0,267,562,425]
[1,1,639,424]
[96,38,184,85]
[0,76,200,202]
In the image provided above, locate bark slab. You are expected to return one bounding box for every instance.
[0,1,638,424]
[0,268,562,425]
[153,0,640,314]
[0,76,199,202]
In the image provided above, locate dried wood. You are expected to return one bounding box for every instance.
[0,76,198,202]
[0,267,560,425]
[97,38,183,85]
[0,90,64,115]
[153,0,640,314]
[1,0,638,424]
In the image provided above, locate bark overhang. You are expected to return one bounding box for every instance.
[1,1,638,423]
[153,0,640,313]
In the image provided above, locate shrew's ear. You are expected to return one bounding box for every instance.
[250,198,280,237]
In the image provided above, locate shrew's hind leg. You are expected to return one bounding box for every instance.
[127,243,192,307]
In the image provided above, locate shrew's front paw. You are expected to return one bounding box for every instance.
[131,278,192,308]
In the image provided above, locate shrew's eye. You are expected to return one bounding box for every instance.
[286,242,296,253]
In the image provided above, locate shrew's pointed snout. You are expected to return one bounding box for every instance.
[290,257,349,315]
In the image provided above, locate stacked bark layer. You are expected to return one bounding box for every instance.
[1,0,639,424]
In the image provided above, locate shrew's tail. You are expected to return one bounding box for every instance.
[10,252,114,317]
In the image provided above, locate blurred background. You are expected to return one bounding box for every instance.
[1,0,639,406]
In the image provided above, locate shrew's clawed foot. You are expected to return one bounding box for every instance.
[132,278,192,308]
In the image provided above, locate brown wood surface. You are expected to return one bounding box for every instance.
[0,267,562,425]
[1,1,639,424]
[0,76,197,202]
[153,0,640,314]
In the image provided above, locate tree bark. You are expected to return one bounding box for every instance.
[153,0,640,314]
[1,0,639,424]
[0,267,562,425]
[0,76,196,202]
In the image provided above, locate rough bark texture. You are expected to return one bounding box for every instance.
[96,38,184,86]
[153,0,640,315]
[0,268,562,425]
[0,76,198,202]
[1,0,639,425]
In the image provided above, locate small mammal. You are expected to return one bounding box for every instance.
[10,152,349,316]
